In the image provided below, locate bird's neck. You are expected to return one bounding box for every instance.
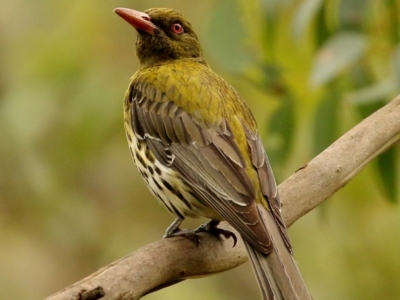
[138,57,209,70]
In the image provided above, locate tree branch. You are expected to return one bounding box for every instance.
[46,96,400,300]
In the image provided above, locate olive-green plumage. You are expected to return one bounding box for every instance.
[115,7,312,300]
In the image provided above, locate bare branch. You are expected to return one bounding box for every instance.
[45,96,400,300]
[281,95,400,226]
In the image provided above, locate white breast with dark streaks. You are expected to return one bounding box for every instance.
[125,125,219,220]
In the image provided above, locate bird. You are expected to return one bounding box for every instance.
[114,7,312,300]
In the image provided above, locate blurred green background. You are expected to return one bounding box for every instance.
[1,0,399,299]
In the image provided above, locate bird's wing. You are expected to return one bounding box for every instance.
[129,82,290,254]
[242,126,292,252]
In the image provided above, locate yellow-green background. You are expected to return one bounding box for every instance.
[1,0,399,299]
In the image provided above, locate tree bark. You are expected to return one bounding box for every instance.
[45,95,400,300]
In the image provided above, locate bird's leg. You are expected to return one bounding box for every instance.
[163,217,201,245]
[194,220,237,247]
[163,217,183,238]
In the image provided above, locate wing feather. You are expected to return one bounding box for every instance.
[243,125,292,252]
[129,83,283,253]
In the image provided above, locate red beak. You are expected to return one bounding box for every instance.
[114,8,157,36]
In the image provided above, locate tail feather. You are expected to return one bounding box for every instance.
[245,242,283,300]
[243,204,312,300]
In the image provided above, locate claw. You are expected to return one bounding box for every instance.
[194,220,237,247]
[163,218,237,248]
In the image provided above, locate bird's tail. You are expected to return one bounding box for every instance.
[243,204,312,300]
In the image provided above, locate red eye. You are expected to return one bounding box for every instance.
[171,23,184,34]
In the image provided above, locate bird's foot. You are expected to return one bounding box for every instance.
[163,218,237,247]
[194,220,237,247]
[163,217,201,245]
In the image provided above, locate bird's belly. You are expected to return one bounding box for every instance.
[128,132,220,220]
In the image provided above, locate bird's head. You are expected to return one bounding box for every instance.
[114,7,204,67]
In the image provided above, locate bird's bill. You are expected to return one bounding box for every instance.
[114,7,157,36]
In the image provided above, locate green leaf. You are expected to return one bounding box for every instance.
[259,0,289,59]
[206,0,250,71]
[354,98,386,129]
[377,147,399,203]
[292,0,324,40]
[312,91,340,156]
[337,0,369,30]
[385,0,400,43]
[260,0,292,15]
[314,1,331,47]
[266,98,295,165]
[310,32,368,87]
[346,80,395,106]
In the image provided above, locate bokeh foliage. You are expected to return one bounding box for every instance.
[207,0,399,201]
[0,0,399,299]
